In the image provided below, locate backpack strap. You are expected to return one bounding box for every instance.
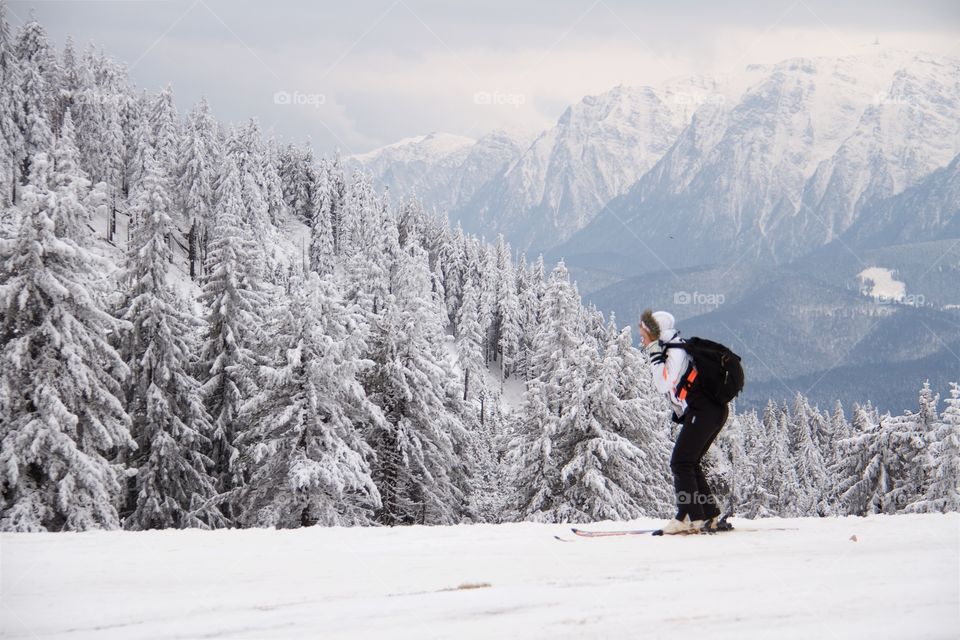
[676,363,699,402]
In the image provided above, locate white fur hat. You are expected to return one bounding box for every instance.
[640,309,676,339]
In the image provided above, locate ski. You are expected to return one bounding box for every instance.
[570,527,660,537]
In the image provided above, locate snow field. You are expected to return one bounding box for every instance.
[2,513,957,639]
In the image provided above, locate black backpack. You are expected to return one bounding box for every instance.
[664,337,745,404]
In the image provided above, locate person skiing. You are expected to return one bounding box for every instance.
[639,309,729,534]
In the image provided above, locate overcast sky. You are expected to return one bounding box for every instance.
[7,0,959,155]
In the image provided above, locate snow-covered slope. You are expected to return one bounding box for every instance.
[3,514,957,639]
[841,151,960,248]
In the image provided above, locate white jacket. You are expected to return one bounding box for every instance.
[647,328,691,417]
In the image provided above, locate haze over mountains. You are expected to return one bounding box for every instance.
[350,47,960,413]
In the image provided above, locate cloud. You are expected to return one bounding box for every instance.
[10,0,959,154]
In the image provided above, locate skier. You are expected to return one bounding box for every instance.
[639,309,728,534]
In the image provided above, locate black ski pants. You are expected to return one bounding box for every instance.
[670,398,729,521]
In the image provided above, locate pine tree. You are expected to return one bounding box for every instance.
[455,278,485,403]
[516,254,545,381]
[308,165,334,276]
[279,142,315,224]
[149,84,179,178]
[837,406,908,516]
[229,120,269,238]
[745,402,797,517]
[341,176,395,315]
[125,98,152,197]
[49,109,90,242]
[178,97,219,279]
[726,409,760,516]
[262,138,286,226]
[790,394,828,516]
[883,408,927,512]
[508,261,592,522]
[75,45,125,192]
[199,156,265,518]
[466,390,508,523]
[13,17,55,187]
[495,248,521,382]
[822,400,850,514]
[0,154,133,531]
[364,239,471,525]
[118,150,223,530]
[238,274,381,528]
[326,153,348,255]
[910,382,960,513]
[555,324,672,521]
[0,2,22,205]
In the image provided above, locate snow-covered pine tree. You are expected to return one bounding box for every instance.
[882,408,926,513]
[278,142,315,224]
[13,17,55,188]
[262,138,286,227]
[148,84,180,180]
[0,154,133,531]
[364,237,471,525]
[125,97,152,199]
[238,273,382,528]
[909,382,960,513]
[508,261,591,522]
[118,150,223,530]
[439,222,466,325]
[0,2,22,205]
[75,45,126,193]
[308,164,334,276]
[474,244,497,365]
[455,278,485,403]
[341,175,395,316]
[515,254,545,381]
[199,155,265,520]
[463,344,514,523]
[49,109,91,242]
[836,405,905,515]
[725,409,761,516]
[822,400,850,514]
[744,402,797,517]
[231,120,271,236]
[326,153,348,255]
[770,403,802,515]
[55,36,82,135]
[494,238,521,382]
[178,97,219,279]
[790,393,828,516]
[556,323,673,521]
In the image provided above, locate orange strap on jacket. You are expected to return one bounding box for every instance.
[677,368,698,402]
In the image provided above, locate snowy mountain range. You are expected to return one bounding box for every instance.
[558,50,960,273]
[354,49,960,270]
